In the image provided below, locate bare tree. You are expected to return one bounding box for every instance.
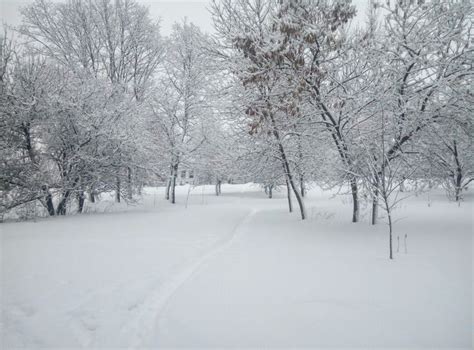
[150,21,209,204]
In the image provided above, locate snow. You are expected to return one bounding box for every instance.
[1,184,472,348]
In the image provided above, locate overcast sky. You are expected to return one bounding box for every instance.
[0,0,369,36]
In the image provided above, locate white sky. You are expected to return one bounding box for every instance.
[0,0,369,36]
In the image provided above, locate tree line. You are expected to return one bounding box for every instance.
[1,0,473,255]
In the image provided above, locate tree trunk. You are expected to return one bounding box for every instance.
[453,140,463,202]
[371,177,379,225]
[165,179,171,200]
[116,177,121,203]
[215,179,222,196]
[89,190,96,203]
[387,207,393,259]
[371,192,378,225]
[350,179,359,223]
[455,174,462,202]
[400,178,405,192]
[77,191,85,214]
[42,186,55,216]
[383,196,394,260]
[137,183,143,196]
[165,164,173,200]
[286,178,293,213]
[300,175,305,197]
[56,191,70,215]
[127,166,133,200]
[269,112,306,220]
[286,168,305,219]
[275,136,305,218]
[171,163,178,204]
[268,184,273,199]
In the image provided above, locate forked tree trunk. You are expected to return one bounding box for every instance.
[276,137,305,218]
[269,112,306,220]
[284,165,305,219]
[56,190,70,215]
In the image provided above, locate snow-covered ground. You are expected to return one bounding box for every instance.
[1,184,472,348]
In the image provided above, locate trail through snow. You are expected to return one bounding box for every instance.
[1,184,472,348]
[124,208,258,347]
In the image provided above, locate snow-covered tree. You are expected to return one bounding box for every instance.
[150,21,210,204]
[211,0,309,219]
[364,0,473,223]
[0,41,55,214]
[20,0,163,202]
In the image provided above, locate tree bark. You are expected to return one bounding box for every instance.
[56,191,70,215]
[77,191,85,213]
[300,175,305,197]
[350,179,359,223]
[283,161,305,219]
[382,191,393,259]
[165,179,171,200]
[215,179,222,196]
[116,177,121,203]
[455,174,462,202]
[286,178,293,213]
[371,191,378,225]
[453,140,463,202]
[400,178,405,192]
[165,164,173,200]
[387,205,393,259]
[42,186,55,216]
[170,163,178,204]
[268,112,306,220]
[89,190,96,203]
[371,176,379,225]
[127,166,133,200]
[268,184,273,199]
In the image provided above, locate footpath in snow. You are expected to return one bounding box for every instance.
[1,184,472,348]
